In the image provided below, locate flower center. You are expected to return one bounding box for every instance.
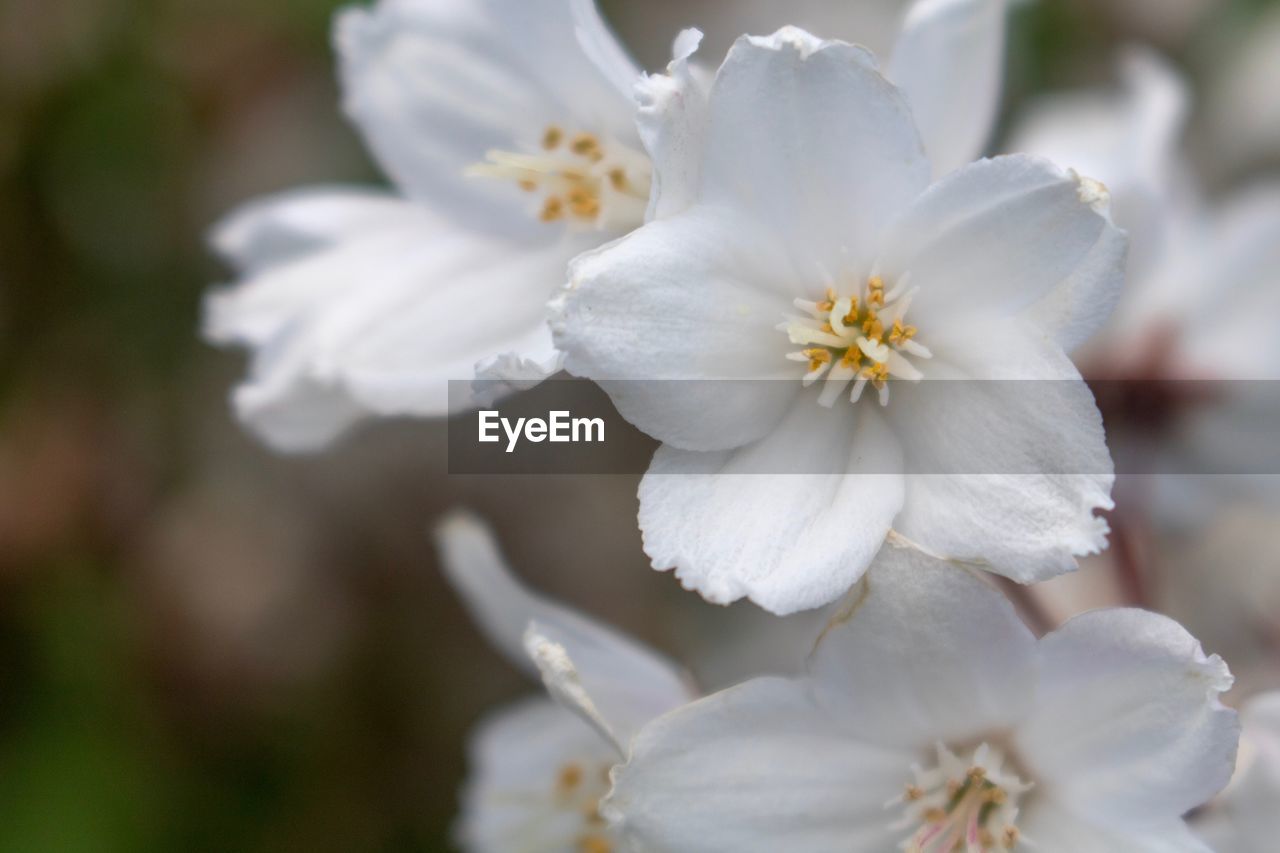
[553,759,617,853]
[891,742,1030,852]
[780,274,931,406]
[468,124,651,232]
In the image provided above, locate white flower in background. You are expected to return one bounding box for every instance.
[204,0,649,451]
[1194,692,1280,853]
[1009,49,1280,521]
[606,539,1239,852]
[433,510,695,852]
[552,27,1122,614]
[1202,4,1280,181]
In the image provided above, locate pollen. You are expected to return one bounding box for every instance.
[468,124,650,231]
[578,835,612,853]
[557,762,584,794]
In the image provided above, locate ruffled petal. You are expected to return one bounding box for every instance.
[605,677,911,852]
[1016,609,1238,827]
[635,28,712,220]
[889,0,1006,177]
[806,538,1038,748]
[638,404,904,614]
[699,27,930,268]
[876,154,1125,332]
[434,511,693,749]
[891,320,1115,583]
[553,207,800,452]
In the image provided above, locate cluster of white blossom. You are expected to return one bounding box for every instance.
[204,0,1280,849]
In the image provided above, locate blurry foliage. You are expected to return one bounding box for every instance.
[0,0,1278,851]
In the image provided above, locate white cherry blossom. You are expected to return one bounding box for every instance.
[433,510,695,852]
[606,538,1240,852]
[203,0,648,450]
[552,27,1122,614]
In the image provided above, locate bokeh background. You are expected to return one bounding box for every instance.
[2,0,1279,849]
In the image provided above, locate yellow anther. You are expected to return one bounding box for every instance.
[570,133,604,161]
[804,348,832,372]
[817,288,837,313]
[540,196,565,222]
[557,763,584,794]
[820,322,834,334]
[904,784,924,802]
[543,126,564,150]
[985,787,1007,805]
[862,316,884,341]
[840,348,862,368]
[1002,826,1020,848]
[567,187,601,219]
[888,320,916,345]
[518,179,537,192]
[968,767,987,783]
[923,807,948,823]
[867,275,886,307]
[863,362,890,389]
[842,296,860,326]
[578,834,612,853]
[608,167,628,191]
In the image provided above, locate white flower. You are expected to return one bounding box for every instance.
[1194,692,1280,853]
[1009,49,1280,522]
[433,510,695,852]
[203,0,649,451]
[606,538,1240,852]
[552,27,1122,614]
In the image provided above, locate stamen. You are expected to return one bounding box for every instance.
[779,273,931,407]
[894,743,1030,853]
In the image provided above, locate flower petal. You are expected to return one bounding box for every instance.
[699,27,930,267]
[459,696,621,853]
[334,0,635,236]
[890,320,1115,583]
[215,224,582,450]
[434,511,694,750]
[208,186,426,276]
[877,154,1125,332]
[1194,692,1280,853]
[1020,800,1211,853]
[553,207,800,452]
[806,538,1038,748]
[636,28,711,220]
[1016,608,1238,826]
[889,0,1006,177]
[638,404,904,614]
[605,676,911,852]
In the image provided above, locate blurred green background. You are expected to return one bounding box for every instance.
[1,0,1277,850]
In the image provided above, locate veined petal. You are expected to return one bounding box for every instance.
[877,154,1125,331]
[459,696,621,853]
[891,320,1115,583]
[334,0,636,237]
[889,0,1007,177]
[699,27,930,268]
[1019,801,1212,853]
[638,404,904,615]
[553,207,800,452]
[807,538,1038,748]
[605,677,911,852]
[1016,609,1238,827]
[636,28,711,220]
[434,511,694,749]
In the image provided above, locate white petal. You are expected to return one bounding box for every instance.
[459,696,621,853]
[208,186,425,276]
[1021,218,1128,353]
[638,404,904,615]
[433,511,694,749]
[605,677,911,852]
[890,321,1115,583]
[806,538,1038,748]
[553,207,800,452]
[1007,47,1187,281]
[568,0,642,101]
[889,0,1006,177]
[636,28,711,220]
[1020,800,1211,853]
[1194,692,1280,853]
[1016,609,1238,826]
[216,227,582,450]
[877,154,1126,331]
[699,27,930,268]
[334,0,635,236]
